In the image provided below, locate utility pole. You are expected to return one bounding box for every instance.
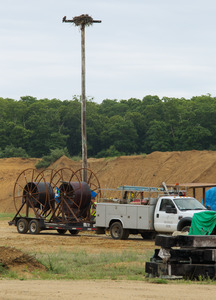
[62,14,101,182]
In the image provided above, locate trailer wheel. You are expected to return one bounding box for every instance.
[110,222,129,240]
[17,218,29,234]
[29,220,40,234]
[69,230,79,235]
[57,229,67,234]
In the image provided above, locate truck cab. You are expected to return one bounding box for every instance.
[154,196,206,233]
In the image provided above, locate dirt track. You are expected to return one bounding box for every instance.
[1,279,216,300]
[0,219,154,254]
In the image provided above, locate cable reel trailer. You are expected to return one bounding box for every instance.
[9,167,101,235]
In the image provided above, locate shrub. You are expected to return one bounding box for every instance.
[0,145,28,158]
[96,145,124,158]
[35,148,70,169]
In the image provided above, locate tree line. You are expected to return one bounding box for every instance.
[0,94,215,158]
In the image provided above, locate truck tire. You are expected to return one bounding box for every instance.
[57,229,67,234]
[110,222,129,240]
[177,217,192,232]
[17,218,28,234]
[181,226,191,232]
[29,220,40,234]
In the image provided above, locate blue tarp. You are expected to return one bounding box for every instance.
[90,190,97,198]
[203,187,216,210]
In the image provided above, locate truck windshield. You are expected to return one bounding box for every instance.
[173,198,205,211]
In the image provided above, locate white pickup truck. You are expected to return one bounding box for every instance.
[95,185,206,240]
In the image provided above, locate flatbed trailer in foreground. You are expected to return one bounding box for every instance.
[145,234,216,279]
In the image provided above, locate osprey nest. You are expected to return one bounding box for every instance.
[72,14,94,26]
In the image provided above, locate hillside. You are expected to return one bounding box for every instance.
[1,150,216,213]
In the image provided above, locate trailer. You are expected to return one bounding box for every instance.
[9,167,100,235]
[10,217,97,235]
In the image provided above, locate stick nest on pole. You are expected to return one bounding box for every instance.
[72,14,94,27]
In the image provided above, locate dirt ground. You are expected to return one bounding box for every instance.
[1,219,216,300]
[1,279,216,300]
[0,219,154,254]
[1,151,216,299]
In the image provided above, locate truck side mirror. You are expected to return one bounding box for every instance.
[166,206,177,214]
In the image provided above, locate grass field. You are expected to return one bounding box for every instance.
[36,250,150,280]
[1,213,216,284]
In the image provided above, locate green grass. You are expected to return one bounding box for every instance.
[71,155,81,161]
[0,212,15,220]
[2,248,216,283]
[35,250,149,280]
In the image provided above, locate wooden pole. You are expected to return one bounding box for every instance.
[62,15,101,182]
[81,24,87,182]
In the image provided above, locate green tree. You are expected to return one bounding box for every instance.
[100,115,138,154]
[145,120,171,152]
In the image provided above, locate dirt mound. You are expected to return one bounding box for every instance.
[0,246,46,274]
[1,150,216,213]
[50,155,81,170]
[0,157,39,213]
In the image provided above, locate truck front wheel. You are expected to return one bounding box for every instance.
[181,226,190,232]
[110,222,129,240]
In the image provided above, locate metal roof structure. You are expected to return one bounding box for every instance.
[166,183,216,188]
[165,183,216,205]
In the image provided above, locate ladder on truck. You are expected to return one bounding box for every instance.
[99,183,187,204]
[117,185,166,204]
[117,182,187,204]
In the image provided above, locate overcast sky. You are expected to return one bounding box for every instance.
[1,0,216,103]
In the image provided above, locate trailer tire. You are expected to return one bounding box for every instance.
[17,218,28,234]
[29,220,40,234]
[110,222,129,240]
[69,230,79,235]
[57,229,67,235]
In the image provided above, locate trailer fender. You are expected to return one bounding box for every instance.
[177,217,192,232]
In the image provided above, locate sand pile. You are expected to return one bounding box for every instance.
[0,246,46,274]
[1,150,216,213]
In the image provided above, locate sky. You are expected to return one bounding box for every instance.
[1,0,216,103]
